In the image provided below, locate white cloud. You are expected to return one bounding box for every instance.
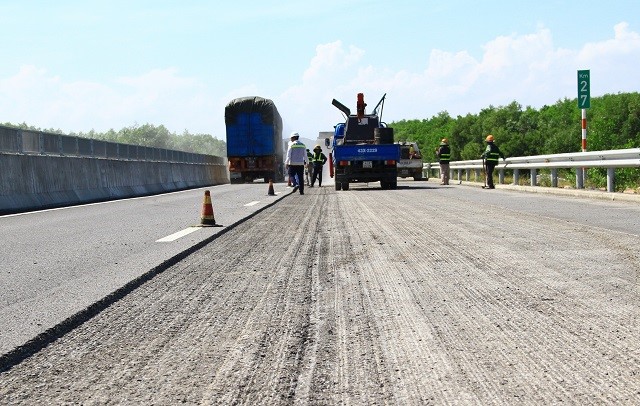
[302,41,365,83]
[279,22,640,137]
[2,23,639,143]
[0,66,221,135]
[581,22,640,58]
[276,41,368,137]
[281,40,365,106]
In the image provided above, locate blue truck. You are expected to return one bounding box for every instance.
[325,93,400,190]
[225,96,284,183]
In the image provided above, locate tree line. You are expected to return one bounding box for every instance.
[390,92,640,190]
[4,92,639,188]
[1,122,227,157]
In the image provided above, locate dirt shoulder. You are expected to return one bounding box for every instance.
[1,186,638,404]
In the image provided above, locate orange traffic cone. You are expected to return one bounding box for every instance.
[268,179,275,196]
[200,190,216,226]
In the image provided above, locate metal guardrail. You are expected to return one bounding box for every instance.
[0,125,225,165]
[423,148,640,193]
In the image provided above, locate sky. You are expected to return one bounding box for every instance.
[1,0,639,142]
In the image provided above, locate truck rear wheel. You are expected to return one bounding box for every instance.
[335,182,342,191]
[342,182,350,191]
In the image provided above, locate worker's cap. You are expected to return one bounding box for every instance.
[290,132,300,140]
[485,134,494,142]
[440,138,448,145]
[313,145,322,150]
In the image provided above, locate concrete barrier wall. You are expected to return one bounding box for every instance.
[0,153,229,214]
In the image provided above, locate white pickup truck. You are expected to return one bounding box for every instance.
[396,141,423,181]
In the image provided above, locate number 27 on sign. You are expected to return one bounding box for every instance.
[577,70,590,109]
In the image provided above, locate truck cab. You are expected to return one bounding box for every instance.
[326,93,400,190]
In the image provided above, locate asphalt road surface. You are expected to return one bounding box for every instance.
[0,183,290,358]
[1,182,639,404]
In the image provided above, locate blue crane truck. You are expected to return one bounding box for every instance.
[325,93,400,190]
[225,96,284,183]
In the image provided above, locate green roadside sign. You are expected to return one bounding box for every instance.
[577,70,590,108]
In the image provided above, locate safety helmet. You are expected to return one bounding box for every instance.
[290,132,300,140]
[485,134,494,142]
[314,144,322,150]
[440,138,448,145]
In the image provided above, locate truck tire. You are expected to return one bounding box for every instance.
[391,180,398,189]
[413,174,422,181]
[342,182,350,191]
[335,182,342,191]
[380,181,388,189]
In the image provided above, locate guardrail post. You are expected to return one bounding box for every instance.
[576,170,584,189]
[475,168,481,182]
[498,169,505,184]
[465,169,470,182]
[457,169,461,183]
[551,169,558,187]
[513,169,520,185]
[530,169,537,186]
[607,168,615,192]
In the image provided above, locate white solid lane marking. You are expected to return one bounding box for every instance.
[156,227,201,242]
[244,201,261,207]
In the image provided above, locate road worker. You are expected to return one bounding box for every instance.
[435,138,451,185]
[481,134,506,189]
[305,149,313,186]
[310,145,328,188]
[285,132,307,195]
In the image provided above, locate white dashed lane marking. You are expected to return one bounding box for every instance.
[156,227,201,242]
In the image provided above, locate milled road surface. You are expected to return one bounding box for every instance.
[1,185,639,404]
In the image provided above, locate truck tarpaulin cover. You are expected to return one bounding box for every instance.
[225,96,283,157]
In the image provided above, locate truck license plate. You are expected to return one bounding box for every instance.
[363,161,372,168]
